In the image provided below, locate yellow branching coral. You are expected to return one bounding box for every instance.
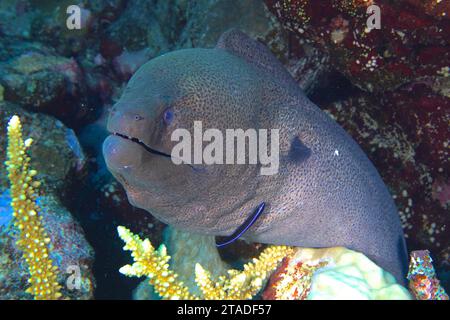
[118,226,294,300]
[118,226,195,300]
[5,115,62,300]
[195,245,294,299]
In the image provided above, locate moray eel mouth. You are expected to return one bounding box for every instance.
[113,132,172,159]
[112,132,204,173]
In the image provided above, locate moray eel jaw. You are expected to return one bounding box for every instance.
[112,132,173,159]
[103,132,194,215]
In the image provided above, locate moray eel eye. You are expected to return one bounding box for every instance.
[163,108,174,125]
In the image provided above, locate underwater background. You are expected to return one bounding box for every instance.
[0,0,448,299]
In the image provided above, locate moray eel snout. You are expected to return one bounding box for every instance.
[103,134,142,172]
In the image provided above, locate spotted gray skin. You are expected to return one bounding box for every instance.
[103,29,408,284]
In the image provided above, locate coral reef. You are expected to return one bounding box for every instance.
[118,225,197,300]
[118,226,293,300]
[263,247,449,300]
[0,0,447,298]
[162,227,229,297]
[133,226,229,299]
[1,115,94,300]
[123,230,448,300]
[5,115,62,299]
[133,227,270,300]
[408,250,449,300]
[194,246,294,300]
[265,0,449,93]
[263,247,412,300]
[262,255,326,300]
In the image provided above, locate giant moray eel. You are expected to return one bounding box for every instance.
[103,29,408,285]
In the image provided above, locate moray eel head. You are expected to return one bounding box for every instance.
[103,48,263,233]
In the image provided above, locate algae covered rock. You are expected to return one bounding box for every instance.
[0,48,85,120]
[0,102,86,194]
[104,0,172,54]
[177,0,287,54]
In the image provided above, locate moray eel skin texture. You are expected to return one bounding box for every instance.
[103,29,408,285]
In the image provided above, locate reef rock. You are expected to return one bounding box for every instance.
[0,192,95,300]
[323,93,449,271]
[0,102,86,194]
[265,0,449,93]
[104,0,172,55]
[0,40,91,124]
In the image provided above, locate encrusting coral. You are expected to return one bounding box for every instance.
[195,245,294,299]
[408,250,449,300]
[5,115,62,300]
[264,247,448,300]
[280,247,412,300]
[118,226,294,300]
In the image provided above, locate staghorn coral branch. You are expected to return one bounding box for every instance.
[118,226,196,300]
[5,115,62,300]
[194,263,224,299]
[117,226,294,300]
